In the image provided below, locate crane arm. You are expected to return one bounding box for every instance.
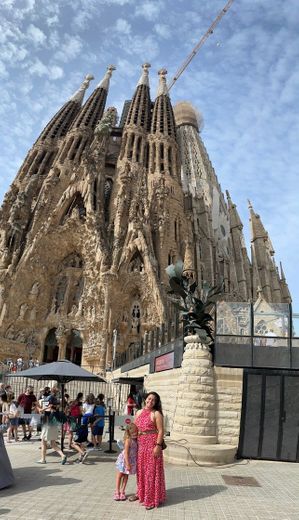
[168,0,234,91]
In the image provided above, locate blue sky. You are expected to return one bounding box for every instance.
[0,0,298,310]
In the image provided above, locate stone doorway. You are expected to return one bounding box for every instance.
[65,329,82,365]
[43,328,59,363]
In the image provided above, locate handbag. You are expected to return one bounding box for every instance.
[161,439,167,450]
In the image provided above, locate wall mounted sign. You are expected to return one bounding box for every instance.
[154,351,174,372]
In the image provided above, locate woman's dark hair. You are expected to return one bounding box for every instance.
[76,392,83,401]
[97,393,104,401]
[145,392,163,415]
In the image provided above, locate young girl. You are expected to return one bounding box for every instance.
[114,422,138,501]
[7,393,20,442]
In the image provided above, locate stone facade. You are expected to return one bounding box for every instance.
[0,62,291,372]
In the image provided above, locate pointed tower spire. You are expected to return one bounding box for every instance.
[149,68,178,177]
[71,65,115,131]
[156,68,169,97]
[69,74,94,103]
[96,64,116,90]
[119,63,152,164]
[279,262,292,303]
[137,62,151,87]
[58,66,116,164]
[248,200,268,241]
[37,74,94,144]
[226,190,243,229]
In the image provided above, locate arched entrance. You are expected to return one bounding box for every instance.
[43,328,59,362]
[65,329,82,365]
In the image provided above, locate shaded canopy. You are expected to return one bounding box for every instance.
[11,359,106,384]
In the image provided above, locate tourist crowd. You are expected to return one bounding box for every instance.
[0,384,167,510]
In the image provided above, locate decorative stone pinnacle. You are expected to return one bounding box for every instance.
[69,74,94,103]
[137,63,151,87]
[157,68,169,97]
[97,65,116,90]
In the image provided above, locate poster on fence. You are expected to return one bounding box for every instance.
[114,415,133,431]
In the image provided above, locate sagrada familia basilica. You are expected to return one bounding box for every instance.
[0,63,291,373]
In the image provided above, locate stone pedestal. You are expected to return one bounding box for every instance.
[165,334,237,466]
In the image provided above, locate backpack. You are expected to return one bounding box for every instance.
[70,402,81,417]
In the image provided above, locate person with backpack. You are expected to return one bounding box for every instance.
[91,394,106,450]
[67,393,83,449]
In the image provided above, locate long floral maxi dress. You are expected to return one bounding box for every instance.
[135,409,166,508]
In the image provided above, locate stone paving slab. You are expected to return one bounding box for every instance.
[1,439,299,519]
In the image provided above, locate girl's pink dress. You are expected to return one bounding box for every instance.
[135,409,166,508]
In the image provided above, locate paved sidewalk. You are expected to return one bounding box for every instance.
[1,439,299,520]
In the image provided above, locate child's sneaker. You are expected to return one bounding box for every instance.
[119,492,127,501]
[113,491,120,501]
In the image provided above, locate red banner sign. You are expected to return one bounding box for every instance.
[154,351,174,372]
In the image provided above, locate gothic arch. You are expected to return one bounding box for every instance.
[60,191,86,225]
[129,250,144,273]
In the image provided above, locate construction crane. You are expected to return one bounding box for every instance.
[168,0,234,91]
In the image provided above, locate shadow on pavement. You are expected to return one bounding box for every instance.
[166,484,227,505]
[3,467,81,496]
[0,510,11,516]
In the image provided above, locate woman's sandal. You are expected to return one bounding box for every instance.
[145,505,155,510]
[128,495,139,502]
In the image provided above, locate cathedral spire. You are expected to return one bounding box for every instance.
[71,65,116,131]
[248,200,268,241]
[96,65,116,90]
[156,68,169,97]
[119,63,152,164]
[69,74,94,103]
[226,190,243,229]
[137,62,151,87]
[149,68,177,176]
[58,65,116,164]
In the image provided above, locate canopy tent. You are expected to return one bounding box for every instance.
[12,359,106,383]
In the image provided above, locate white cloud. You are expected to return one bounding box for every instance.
[0,61,8,79]
[27,24,47,46]
[154,23,170,39]
[27,58,63,80]
[135,0,164,21]
[46,15,59,27]
[54,35,83,62]
[48,30,60,49]
[115,18,131,35]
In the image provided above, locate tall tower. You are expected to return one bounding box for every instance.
[148,70,189,282]
[174,101,240,298]
[0,75,94,271]
[249,200,286,302]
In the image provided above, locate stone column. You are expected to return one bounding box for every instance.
[171,334,216,445]
[55,323,69,360]
[166,334,237,465]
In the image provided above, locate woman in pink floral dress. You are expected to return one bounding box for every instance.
[132,392,166,510]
